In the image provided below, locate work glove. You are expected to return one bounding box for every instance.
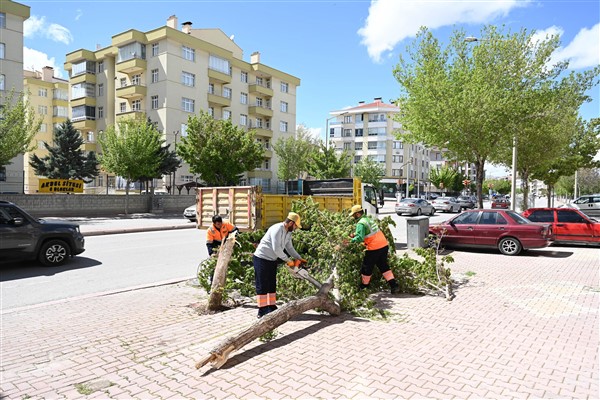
[298,258,308,267]
[286,259,300,267]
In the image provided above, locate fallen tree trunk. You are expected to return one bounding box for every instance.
[196,275,340,370]
[207,232,237,311]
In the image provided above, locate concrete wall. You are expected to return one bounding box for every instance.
[0,194,195,217]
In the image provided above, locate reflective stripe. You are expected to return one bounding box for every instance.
[382,270,395,281]
[362,274,371,285]
[267,292,277,306]
[257,294,268,307]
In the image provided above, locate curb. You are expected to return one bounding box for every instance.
[83,223,197,237]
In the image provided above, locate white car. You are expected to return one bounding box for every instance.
[430,197,461,213]
[183,205,197,222]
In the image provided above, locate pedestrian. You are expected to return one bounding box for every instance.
[206,215,239,257]
[347,205,400,294]
[253,212,306,318]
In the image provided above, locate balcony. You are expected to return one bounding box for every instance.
[116,58,147,74]
[263,149,273,158]
[116,84,147,99]
[70,97,97,108]
[81,142,98,152]
[248,126,273,139]
[70,73,96,85]
[207,93,231,107]
[72,119,96,131]
[116,110,145,122]
[208,68,231,84]
[248,105,273,118]
[249,83,273,98]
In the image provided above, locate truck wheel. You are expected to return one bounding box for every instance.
[39,239,70,266]
[498,237,522,256]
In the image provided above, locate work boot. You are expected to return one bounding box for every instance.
[389,279,400,294]
[268,305,278,313]
[257,306,270,318]
[358,283,370,291]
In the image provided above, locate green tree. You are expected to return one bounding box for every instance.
[353,156,384,189]
[177,111,264,186]
[306,142,352,180]
[99,117,163,214]
[273,124,315,193]
[29,119,99,182]
[0,90,42,168]
[429,166,458,194]
[483,178,511,195]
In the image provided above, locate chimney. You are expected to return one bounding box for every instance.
[250,51,260,64]
[166,15,178,29]
[358,101,365,105]
[42,66,54,82]
[374,97,382,103]
[182,21,192,34]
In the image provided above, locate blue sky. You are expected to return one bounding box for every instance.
[22,0,599,176]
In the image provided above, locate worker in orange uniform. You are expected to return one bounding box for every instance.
[253,212,306,318]
[206,215,239,256]
[348,205,400,294]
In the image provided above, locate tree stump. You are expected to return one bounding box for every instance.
[207,232,237,311]
[196,275,340,370]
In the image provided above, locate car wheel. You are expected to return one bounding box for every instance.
[430,208,435,216]
[396,212,403,216]
[39,239,70,266]
[416,208,422,216]
[498,237,522,256]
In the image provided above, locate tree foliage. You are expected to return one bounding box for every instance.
[483,178,512,195]
[273,124,316,188]
[306,142,352,179]
[177,111,264,186]
[29,119,99,182]
[429,166,458,194]
[353,157,384,189]
[0,90,42,167]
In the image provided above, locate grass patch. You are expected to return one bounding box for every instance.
[75,383,95,395]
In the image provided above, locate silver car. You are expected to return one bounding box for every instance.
[183,205,197,222]
[395,198,435,216]
[566,194,600,218]
[431,197,461,213]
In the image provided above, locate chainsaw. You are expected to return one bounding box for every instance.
[287,262,322,289]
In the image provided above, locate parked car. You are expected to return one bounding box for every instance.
[456,195,475,210]
[0,201,85,266]
[183,204,197,222]
[522,207,599,245]
[429,209,553,255]
[430,197,461,213]
[395,198,435,216]
[491,198,511,209]
[564,194,600,218]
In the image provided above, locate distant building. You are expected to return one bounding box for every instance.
[0,0,30,193]
[23,67,69,193]
[64,15,300,193]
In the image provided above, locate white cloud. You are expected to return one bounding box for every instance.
[24,15,73,45]
[358,0,528,63]
[23,47,65,79]
[552,23,600,69]
[75,9,83,21]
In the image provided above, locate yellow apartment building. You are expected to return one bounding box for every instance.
[64,15,300,193]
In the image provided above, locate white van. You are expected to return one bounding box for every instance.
[569,194,600,218]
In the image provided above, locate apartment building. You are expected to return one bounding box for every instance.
[23,67,69,193]
[63,15,300,193]
[329,98,431,197]
[0,0,29,193]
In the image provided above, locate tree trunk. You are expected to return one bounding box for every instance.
[196,276,340,370]
[474,159,485,209]
[125,180,130,215]
[547,184,553,208]
[521,169,530,210]
[207,232,237,311]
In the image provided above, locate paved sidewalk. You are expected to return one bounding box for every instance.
[1,242,598,399]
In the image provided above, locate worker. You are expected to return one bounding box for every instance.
[348,205,400,294]
[253,212,306,318]
[206,215,238,256]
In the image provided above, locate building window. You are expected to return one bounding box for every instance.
[181,71,195,87]
[354,156,361,163]
[343,142,352,150]
[208,83,214,94]
[98,83,104,97]
[280,101,288,113]
[256,97,263,107]
[117,42,145,62]
[223,87,232,99]
[37,140,46,149]
[0,74,4,91]
[344,115,352,123]
[392,141,403,149]
[152,43,159,57]
[343,129,352,137]
[356,114,364,122]
[209,55,230,75]
[368,141,377,149]
[355,128,363,137]
[38,105,48,115]
[132,74,141,86]
[182,97,194,113]
[120,78,127,88]
[280,121,288,132]
[280,81,288,93]
[392,155,403,163]
[264,159,270,170]
[131,99,141,111]
[181,46,196,61]
[0,13,5,29]
[208,107,214,117]
[119,102,126,113]
[53,106,68,117]
[0,43,6,59]
[181,123,188,137]
[392,169,401,177]
[53,89,68,100]
[38,88,47,97]
[256,118,263,128]
[240,92,248,104]
[98,61,104,73]
[223,110,231,120]
[151,69,159,83]
[71,60,96,76]
[98,106,104,118]
[355,142,363,150]
[151,95,158,109]
[39,123,47,133]
[87,131,94,142]
[72,105,96,121]
[71,83,95,99]
[240,114,247,126]
[241,71,248,83]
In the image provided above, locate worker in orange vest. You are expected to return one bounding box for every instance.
[348,205,399,294]
[206,215,238,256]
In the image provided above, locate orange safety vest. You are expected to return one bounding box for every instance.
[206,222,236,243]
[358,216,388,251]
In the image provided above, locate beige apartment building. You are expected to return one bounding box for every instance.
[0,0,29,193]
[23,67,69,193]
[329,98,431,197]
[63,15,300,193]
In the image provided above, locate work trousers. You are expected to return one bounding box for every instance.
[360,245,394,285]
[253,255,278,308]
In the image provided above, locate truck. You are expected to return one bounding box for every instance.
[195,178,381,230]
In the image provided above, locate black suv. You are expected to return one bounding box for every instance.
[0,201,85,266]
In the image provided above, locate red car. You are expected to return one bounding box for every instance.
[522,208,600,245]
[429,209,553,255]
[491,198,510,209]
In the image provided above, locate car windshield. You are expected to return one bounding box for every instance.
[400,199,417,204]
[506,210,531,224]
